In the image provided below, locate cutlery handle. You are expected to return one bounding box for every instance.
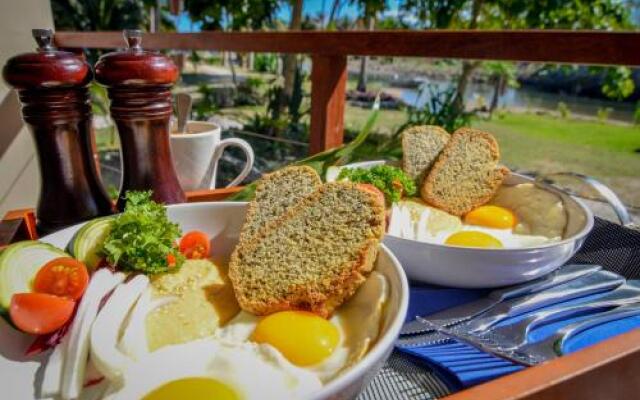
[528,285,640,332]
[490,264,602,301]
[469,271,624,332]
[556,305,640,355]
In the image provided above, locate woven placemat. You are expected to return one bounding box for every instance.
[357,217,640,400]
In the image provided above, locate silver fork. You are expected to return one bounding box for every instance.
[478,280,640,350]
[458,270,624,334]
[400,264,602,336]
[407,318,540,366]
[400,271,624,349]
[405,304,640,366]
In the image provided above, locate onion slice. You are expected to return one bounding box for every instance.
[90,275,149,383]
[60,269,125,400]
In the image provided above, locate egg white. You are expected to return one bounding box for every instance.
[103,339,322,400]
[103,269,389,399]
[389,199,557,248]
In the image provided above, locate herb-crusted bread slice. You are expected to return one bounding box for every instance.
[229,182,385,318]
[402,125,450,184]
[239,166,321,244]
[421,128,510,216]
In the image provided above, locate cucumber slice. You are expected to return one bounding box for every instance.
[68,217,113,270]
[0,241,68,311]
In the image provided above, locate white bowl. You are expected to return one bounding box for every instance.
[327,161,594,288]
[384,173,594,288]
[0,202,409,400]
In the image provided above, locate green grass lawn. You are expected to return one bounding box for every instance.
[342,108,640,205]
[474,113,640,206]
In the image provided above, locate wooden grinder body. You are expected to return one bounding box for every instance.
[95,30,185,210]
[2,29,113,234]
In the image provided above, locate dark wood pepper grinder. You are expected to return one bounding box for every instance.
[3,29,114,234]
[95,29,185,210]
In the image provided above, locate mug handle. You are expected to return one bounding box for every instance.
[208,138,255,189]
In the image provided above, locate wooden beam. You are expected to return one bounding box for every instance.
[309,55,347,154]
[444,327,640,400]
[54,30,640,66]
[1,209,37,245]
[186,187,243,202]
[169,0,181,15]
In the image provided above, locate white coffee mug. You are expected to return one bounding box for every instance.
[170,121,254,191]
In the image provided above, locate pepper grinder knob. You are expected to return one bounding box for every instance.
[123,29,143,51]
[32,28,54,52]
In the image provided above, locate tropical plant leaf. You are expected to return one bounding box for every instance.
[227,96,381,201]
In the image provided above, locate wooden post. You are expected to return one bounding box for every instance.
[309,55,347,154]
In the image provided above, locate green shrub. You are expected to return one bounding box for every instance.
[597,107,613,123]
[366,84,474,161]
[557,102,570,119]
[634,101,640,126]
[398,83,473,133]
[254,53,278,73]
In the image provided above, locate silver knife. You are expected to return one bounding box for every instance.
[457,270,624,334]
[520,303,640,362]
[481,280,640,349]
[400,264,602,336]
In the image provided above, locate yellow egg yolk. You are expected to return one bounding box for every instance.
[464,205,517,229]
[251,311,339,366]
[445,231,503,248]
[143,377,239,400]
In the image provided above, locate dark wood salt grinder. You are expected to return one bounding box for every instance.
[2,29,113,234]
[94,30,185,210]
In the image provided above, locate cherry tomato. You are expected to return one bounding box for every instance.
[33,257,89,301]
[179,231,211,259]
[10,293,75,335]
[167,253,177,269]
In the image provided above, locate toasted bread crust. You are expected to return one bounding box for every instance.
[238,165,321,244]
[401,125,450,185]
[421,128,510,216]
[229,182,385,318]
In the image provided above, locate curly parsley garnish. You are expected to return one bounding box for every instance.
[102,191,184,274]
[337,165,416,203]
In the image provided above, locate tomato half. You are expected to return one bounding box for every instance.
[33,257,89,300]
[10,293,75,335]
[179,231,211,259]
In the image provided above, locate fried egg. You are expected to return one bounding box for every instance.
[491,183,567,238]
[103,339,322,400]
[105,259,388,400]
[389,199,557,249]
[215,272,389,382]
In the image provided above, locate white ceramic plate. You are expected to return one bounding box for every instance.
[0,202,409,400]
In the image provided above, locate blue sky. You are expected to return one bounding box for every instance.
[174,0,401,32]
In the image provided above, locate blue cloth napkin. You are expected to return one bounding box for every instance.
[397,279,640,389]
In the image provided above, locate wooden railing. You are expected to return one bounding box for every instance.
[54,30,640,154]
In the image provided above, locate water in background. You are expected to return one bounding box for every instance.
[400,78,636,123]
